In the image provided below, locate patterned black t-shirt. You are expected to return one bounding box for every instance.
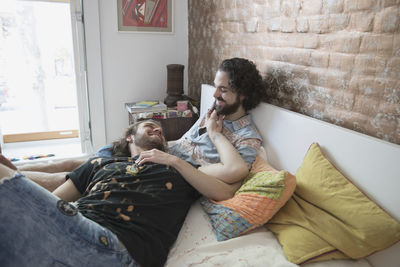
[67,156,200,267]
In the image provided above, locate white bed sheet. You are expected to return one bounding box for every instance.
[165,200,372,267]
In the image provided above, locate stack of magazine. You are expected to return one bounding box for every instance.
[125,101,167,114]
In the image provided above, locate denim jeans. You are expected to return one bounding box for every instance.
[0,173,139,267]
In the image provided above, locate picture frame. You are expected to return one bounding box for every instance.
[117,0,173,33]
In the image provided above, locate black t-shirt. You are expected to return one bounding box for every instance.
[67,156,200,267]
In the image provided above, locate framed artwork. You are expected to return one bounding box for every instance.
[117,0,173,33]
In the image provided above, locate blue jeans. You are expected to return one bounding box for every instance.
[0,173,139,267]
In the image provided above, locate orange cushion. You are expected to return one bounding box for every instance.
[201,156,296,241]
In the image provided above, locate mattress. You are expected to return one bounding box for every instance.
[165,200,372,267]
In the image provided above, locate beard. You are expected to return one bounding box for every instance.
[214,94,241,116]
[134,135,166,152]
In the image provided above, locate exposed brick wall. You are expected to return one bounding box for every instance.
[188,0,400,145]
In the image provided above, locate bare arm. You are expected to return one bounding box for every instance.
[169,155,243,201]
[136,149,241,201]
[135,111,249,201]
[53,179,82,202]
[197,109,249,183]
[198,132,249,184]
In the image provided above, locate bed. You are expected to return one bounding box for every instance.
[164,84,400,267]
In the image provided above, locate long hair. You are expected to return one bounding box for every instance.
[110,119,161,157]
[218,58,267,111]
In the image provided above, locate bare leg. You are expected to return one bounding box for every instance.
[0,161,66,192]
[18,157,87,173]
[6,157,87,191]
[1,153,88,191]
[0,154,17,170]
[15,158,87,192]
[21,171,68,192]
[0,162,17,180]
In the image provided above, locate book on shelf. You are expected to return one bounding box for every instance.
[131,109,193,122]
[135,101,158,107]
[125,100,167,113]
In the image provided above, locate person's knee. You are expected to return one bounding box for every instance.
[0,154,17,170]
[63,158,85,171]
[49,172,68,191]
[0,164,17,181]
[43,159,82,173]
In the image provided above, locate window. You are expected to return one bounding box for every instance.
[0,0,93,158]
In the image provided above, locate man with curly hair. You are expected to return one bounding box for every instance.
[168,57,267,182]
[17,58,267,190]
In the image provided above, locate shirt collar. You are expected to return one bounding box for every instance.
[223,114,252,131]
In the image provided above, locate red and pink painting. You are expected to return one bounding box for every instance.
[118,0,172,33]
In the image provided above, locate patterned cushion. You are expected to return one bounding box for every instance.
[200,156,296,241]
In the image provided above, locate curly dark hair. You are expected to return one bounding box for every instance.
[218,58,267,111]
[110,119,162,157]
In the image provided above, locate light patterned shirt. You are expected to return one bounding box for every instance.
[168,114,262,168]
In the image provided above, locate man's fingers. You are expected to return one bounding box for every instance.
[135,156,142,164]
[210,110,218,119]
[207,104,216,118]
[137,158,148,165]
[210,104,215,112]
[136,156,151,165]
[136,149,161,165]
[206,109,211,119]
[135,151,149,164]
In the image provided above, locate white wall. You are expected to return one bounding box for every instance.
[84,0,188,147]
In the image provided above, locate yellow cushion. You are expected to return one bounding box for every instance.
[267,143,400,264]
[267,223,348,264]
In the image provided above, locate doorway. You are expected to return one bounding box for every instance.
[0,0,87,161]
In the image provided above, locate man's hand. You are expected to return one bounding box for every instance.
[205,109,223,139]
[135,149,177,166]
[136,148,241,201]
